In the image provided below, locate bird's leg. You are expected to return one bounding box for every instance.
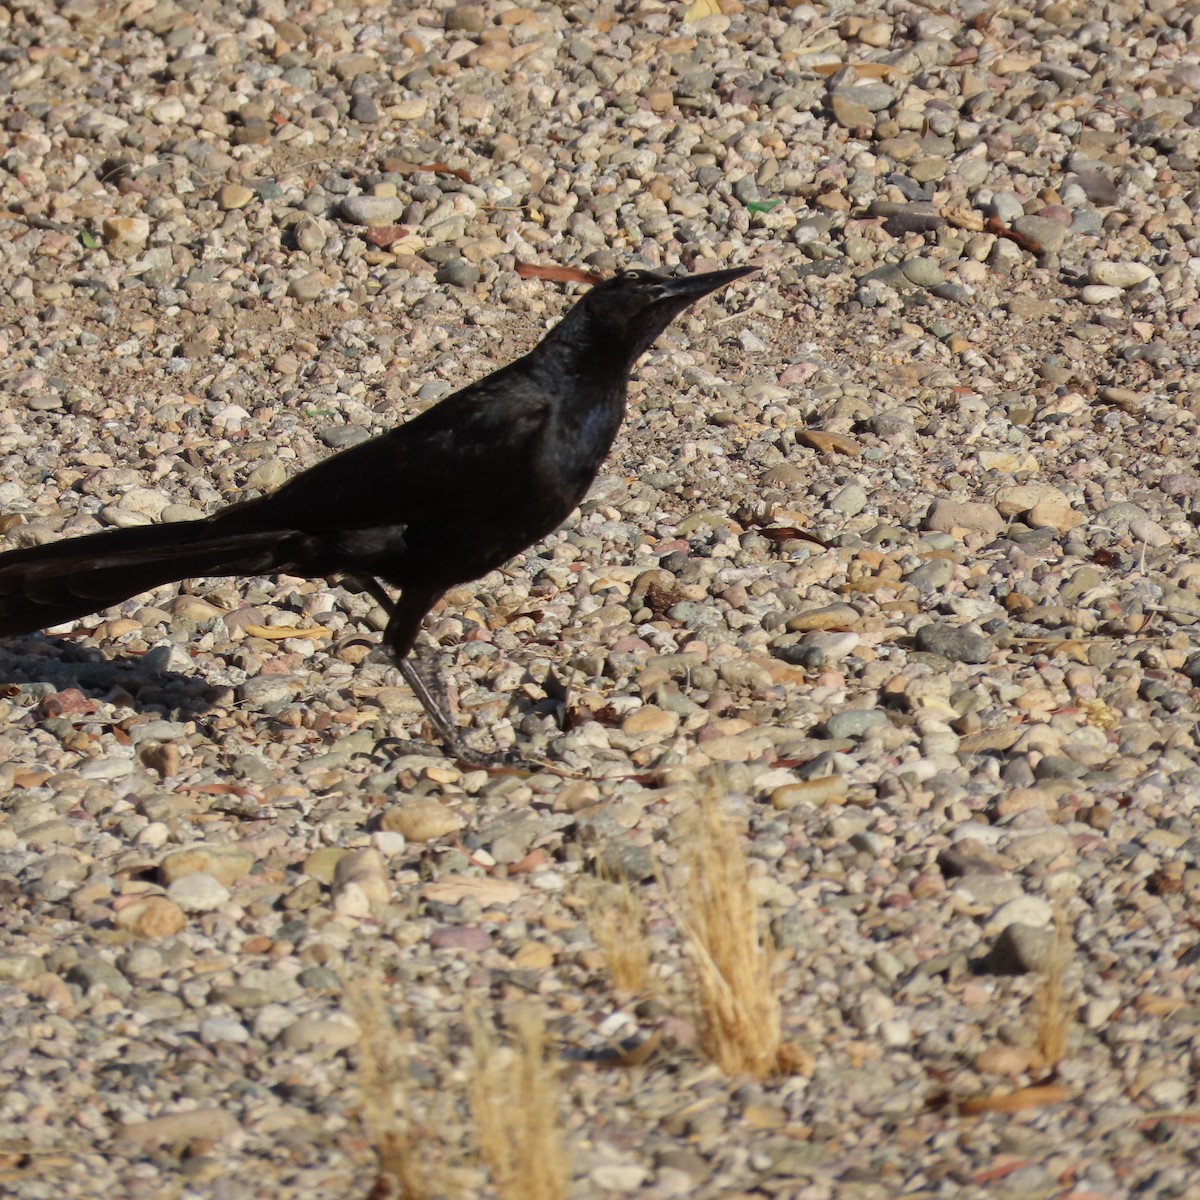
[360,577,533,771]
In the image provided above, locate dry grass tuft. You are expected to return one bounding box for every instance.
[674,781,782,1079]
[580,873,651,995]
[470,1008,568,1200]
[348,979,436,1200]
[1036,900,1074,1071]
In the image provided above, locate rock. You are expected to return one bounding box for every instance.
[117,1108,239,1147]
[980,921,1056,974]
[445,3,486,31]
[148,97,186,124]
[293,217,327,254]
[1005,826,1074,864]
[925,499,1004,537]
[114,896,188,937]
[331,848,390,917]
[101,216,150,248]
[435,258,481,288]
[622,705,679,736]
[823,709,888,739]
[1027,494,1083,532]
[1088,261,1154,288]
[977,449,1038,474]
[829,483,868,516]
[784,603,861,632]
[280,1013,361,1050]
[769,776,848,809]
[915,622,992,664]
[302,847,347,883]
[139,741,181,777]
[905,558,956,593]
[1080,284,1123,304]
[349,93,380,123]
[1012,214,1068,252]
[996,483,1057,516]
[166,872,231,913]
[160,844,256,887]
[216,183,254,211]
[830,91,873,129]
[339,195,406,227]
[380,798,465,842]
[287,271,329,301]
[430,925,491,951]
[199,1017,250,1045]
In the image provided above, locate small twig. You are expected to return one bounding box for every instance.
[0,210,76,234]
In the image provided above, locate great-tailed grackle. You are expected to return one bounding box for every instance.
[0,265,755,762]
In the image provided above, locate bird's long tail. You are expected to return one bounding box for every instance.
[0,513,301,636]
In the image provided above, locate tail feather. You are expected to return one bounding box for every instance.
[0,518,298,636]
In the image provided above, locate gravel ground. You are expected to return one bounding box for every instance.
[2,0,1200,1196]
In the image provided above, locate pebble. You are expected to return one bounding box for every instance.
[1080,284,1124,305]
[824,709,888,739]
[925,499,1004,537]
[101,216,150,249]
[287,271,329,301]
[1027,495,1083,533]
[1088,261,1154,289]
[435,259,482,289]
[769,776,848,809]
[380,798,465,842]
[331,848,390,917]
[166,872,232,913]
[114,897,188,937]
[160,844,255,887]
[915,623,992,665]
[338,195,406,227]
[205,179,247,211]
[280,1014,361,1051]
[982,922,1056,973]
[829,483,868,517]
[118,1108,239,1147]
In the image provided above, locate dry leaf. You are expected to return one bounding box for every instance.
[958,1084,1069,1115]
[422,876,522,906]
[986,214,1042,254]
[797,429,861,456]
[757,526,828,547]
[363,226,416,248]
[241,624,331,640]
[515,262,603,285]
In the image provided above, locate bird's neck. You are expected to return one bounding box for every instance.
[535,308,644,389]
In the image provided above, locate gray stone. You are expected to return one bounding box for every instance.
[915,623,992,664]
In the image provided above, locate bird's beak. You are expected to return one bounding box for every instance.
[658,265,757,302]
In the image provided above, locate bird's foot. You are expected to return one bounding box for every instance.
[370,731,542,775]
[369,736,441,765]
[448,741,545,774]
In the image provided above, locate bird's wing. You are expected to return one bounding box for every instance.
[261,366,551,533]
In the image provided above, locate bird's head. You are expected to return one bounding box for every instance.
[552,265,757,367]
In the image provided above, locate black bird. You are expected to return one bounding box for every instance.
[0,265,755,762]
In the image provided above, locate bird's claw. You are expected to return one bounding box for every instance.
[370,732,540,775]
[448,741,542,774]
[369,736,439,765]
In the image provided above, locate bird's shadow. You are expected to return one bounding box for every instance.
[0,637,219,720]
